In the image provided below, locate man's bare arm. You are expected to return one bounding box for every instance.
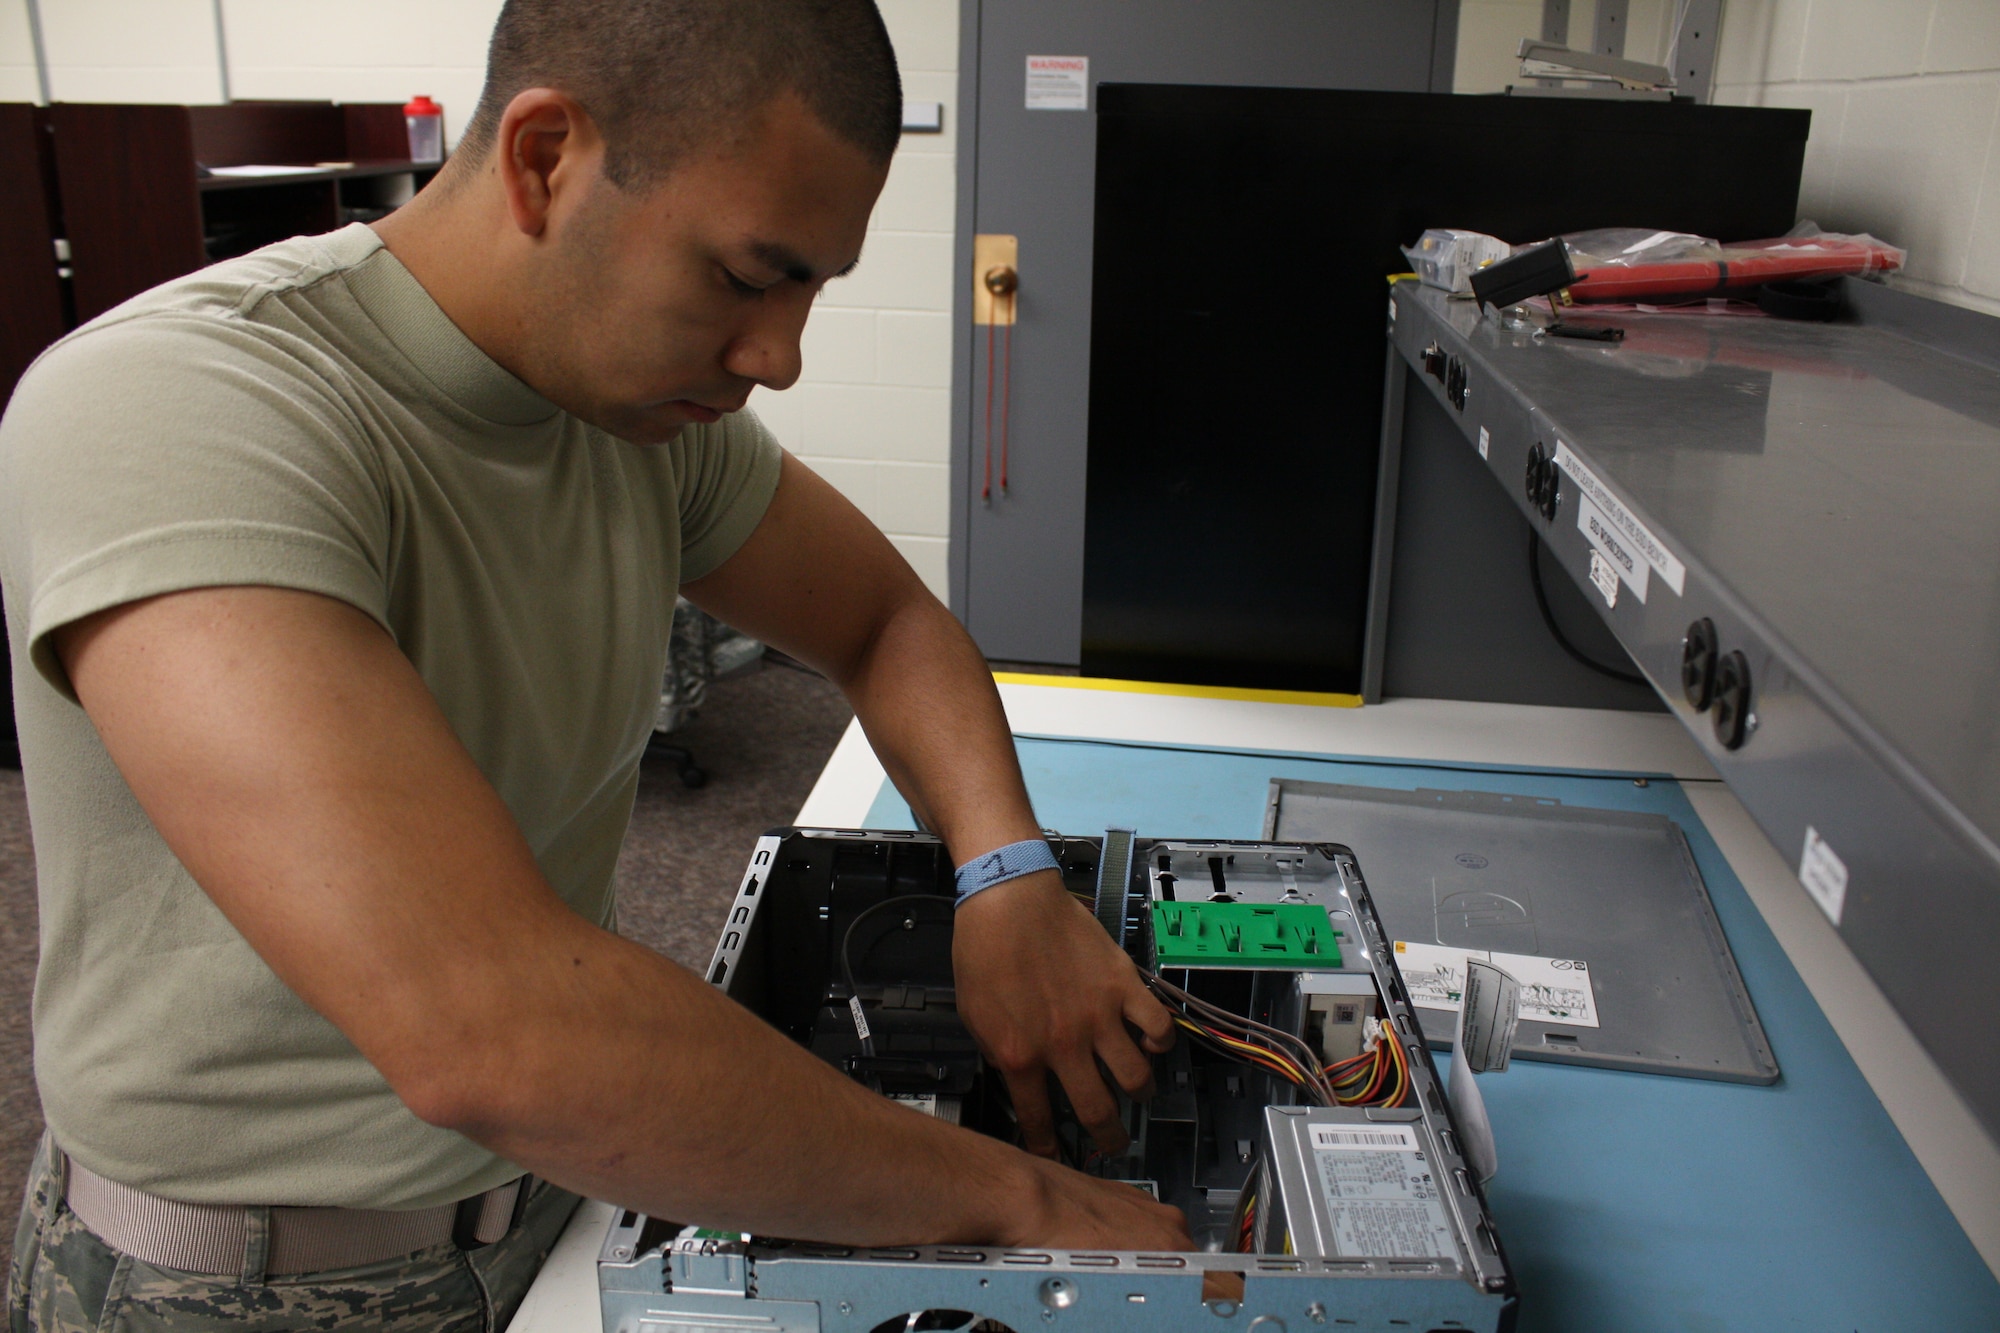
[56,584,1188,1248]
[683,453,1174,1159]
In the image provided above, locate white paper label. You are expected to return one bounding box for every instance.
[1588,550,1620,608]
[1394,941,1599,1027]
[1388,296,1398,322]
[889,1093,937,1117]
[1799,826,1849,925]
[1311,1124,1419,1152]
[1489,951,1600,1027]
[1025,55,1089,110]
[1578,494,1650,601]
[1449,1000,1501,1184]
[1554,441,1685,595]
[1458,959,1522,1072]
[1477,426,1490,459]
[847,995,871,1042]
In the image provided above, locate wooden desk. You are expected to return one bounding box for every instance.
[45,101,439,323]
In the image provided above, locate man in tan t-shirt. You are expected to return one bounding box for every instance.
[0,0,1189,1327]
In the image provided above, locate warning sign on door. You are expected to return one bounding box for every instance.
[1026,55,1089,110]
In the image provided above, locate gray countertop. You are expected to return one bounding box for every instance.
[1414,286,2000,860]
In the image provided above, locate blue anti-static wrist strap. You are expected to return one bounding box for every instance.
[954,838,1060,906]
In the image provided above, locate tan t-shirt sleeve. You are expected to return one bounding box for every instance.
[0,315,392,697]
[673,407,785,584]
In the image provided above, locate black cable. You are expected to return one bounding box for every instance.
[839,893,955,1057]
[1527,534,1648,686]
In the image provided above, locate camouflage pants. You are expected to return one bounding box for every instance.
[7,1136,580,1332]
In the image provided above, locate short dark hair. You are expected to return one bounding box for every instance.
[458,0,902,187]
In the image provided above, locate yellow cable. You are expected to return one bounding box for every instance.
[1174,1017,1318,1094]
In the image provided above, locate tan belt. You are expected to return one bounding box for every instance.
[61,1152,530,1277]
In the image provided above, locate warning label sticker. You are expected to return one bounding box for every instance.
[1025,55,1089,110]
[1394,941,1599,1027]
[1489,951,1600,1028]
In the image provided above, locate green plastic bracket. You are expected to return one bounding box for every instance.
[1150,901,1344,969]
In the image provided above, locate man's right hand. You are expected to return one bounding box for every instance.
[54,583,1195,1252]
[1006,1159,1194,1251]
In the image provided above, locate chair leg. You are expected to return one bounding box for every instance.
[643,736,708,788]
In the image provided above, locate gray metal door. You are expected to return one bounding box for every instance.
[951,0,1459,665]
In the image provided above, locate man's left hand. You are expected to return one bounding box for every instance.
[679,457,1178,1157]
[951,871,1175,1159]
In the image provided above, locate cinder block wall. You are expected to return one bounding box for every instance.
[0,0,958,598]
[0,0,41,101]
[7,0,225,103]
[224,0,499,117]
[1713,0,2000,318]
[749,0,956,599]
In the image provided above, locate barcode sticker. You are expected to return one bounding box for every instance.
[1310,1124,1418,1153]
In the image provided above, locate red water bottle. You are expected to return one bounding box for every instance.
[403,95,444,163]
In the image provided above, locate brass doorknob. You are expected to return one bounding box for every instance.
[983,265,1018,297]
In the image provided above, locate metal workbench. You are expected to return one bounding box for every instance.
[1381,278,2000,1146]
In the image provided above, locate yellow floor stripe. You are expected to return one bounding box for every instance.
[992,671,1362,709]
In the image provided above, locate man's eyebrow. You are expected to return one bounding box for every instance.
[748,241,860,284]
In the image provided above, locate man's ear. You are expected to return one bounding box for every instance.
[495,88,604,238]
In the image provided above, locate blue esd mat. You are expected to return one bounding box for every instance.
[863,734,2000,1333]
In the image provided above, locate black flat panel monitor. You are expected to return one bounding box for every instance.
[1082,86,1809,694]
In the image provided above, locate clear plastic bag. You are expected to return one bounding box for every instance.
[1402,228,1512,294]
[1752,220,1907,273]
[1558,228,1721,268]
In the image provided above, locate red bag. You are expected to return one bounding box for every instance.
[1556,226,1905,304]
